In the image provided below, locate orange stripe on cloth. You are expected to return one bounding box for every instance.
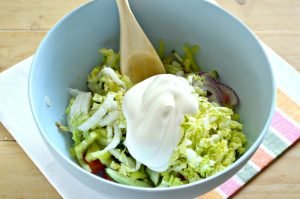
[277,89,300,122]
[250,147,274,169]
[198,189,223,199]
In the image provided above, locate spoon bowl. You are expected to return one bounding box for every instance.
[116,0,165,83]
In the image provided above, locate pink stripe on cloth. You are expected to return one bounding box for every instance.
[271,111,300,143]
[218,176,243,197]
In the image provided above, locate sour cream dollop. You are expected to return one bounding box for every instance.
[122,74,198,172]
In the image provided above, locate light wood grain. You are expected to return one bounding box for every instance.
[0,0,86,30]
[256,33,300,71]
[0,0,299,198]
[0,123,14,141]
[217,0,300,32]
[0,31,46,72]
[0,142,61,199]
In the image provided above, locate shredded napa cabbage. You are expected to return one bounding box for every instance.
[58,46,247,188]
[160,96,246,186]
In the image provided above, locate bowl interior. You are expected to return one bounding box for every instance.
[29,0,274,193]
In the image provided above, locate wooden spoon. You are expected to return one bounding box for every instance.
[116,0,165,83]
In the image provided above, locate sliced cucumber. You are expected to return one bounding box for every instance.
[109,149,135,168]
[106,168,152,187]
[208,70,219,79]
[146,168,160,186]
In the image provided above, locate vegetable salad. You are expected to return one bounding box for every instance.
[56,42,247,187]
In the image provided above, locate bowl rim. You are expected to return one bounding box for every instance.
[28,0,276,192]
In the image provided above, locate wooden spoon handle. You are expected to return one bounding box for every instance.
[116,0,165,83]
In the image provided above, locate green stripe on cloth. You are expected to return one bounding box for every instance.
[236,163,258,183]
[262,130,288,156]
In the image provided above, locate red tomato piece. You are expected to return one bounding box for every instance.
[87,159,105,174]
[102,172,112,181]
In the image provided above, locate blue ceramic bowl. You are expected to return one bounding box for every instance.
[29,0,275,198]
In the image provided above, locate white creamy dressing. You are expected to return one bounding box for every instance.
[122,74,198,172]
